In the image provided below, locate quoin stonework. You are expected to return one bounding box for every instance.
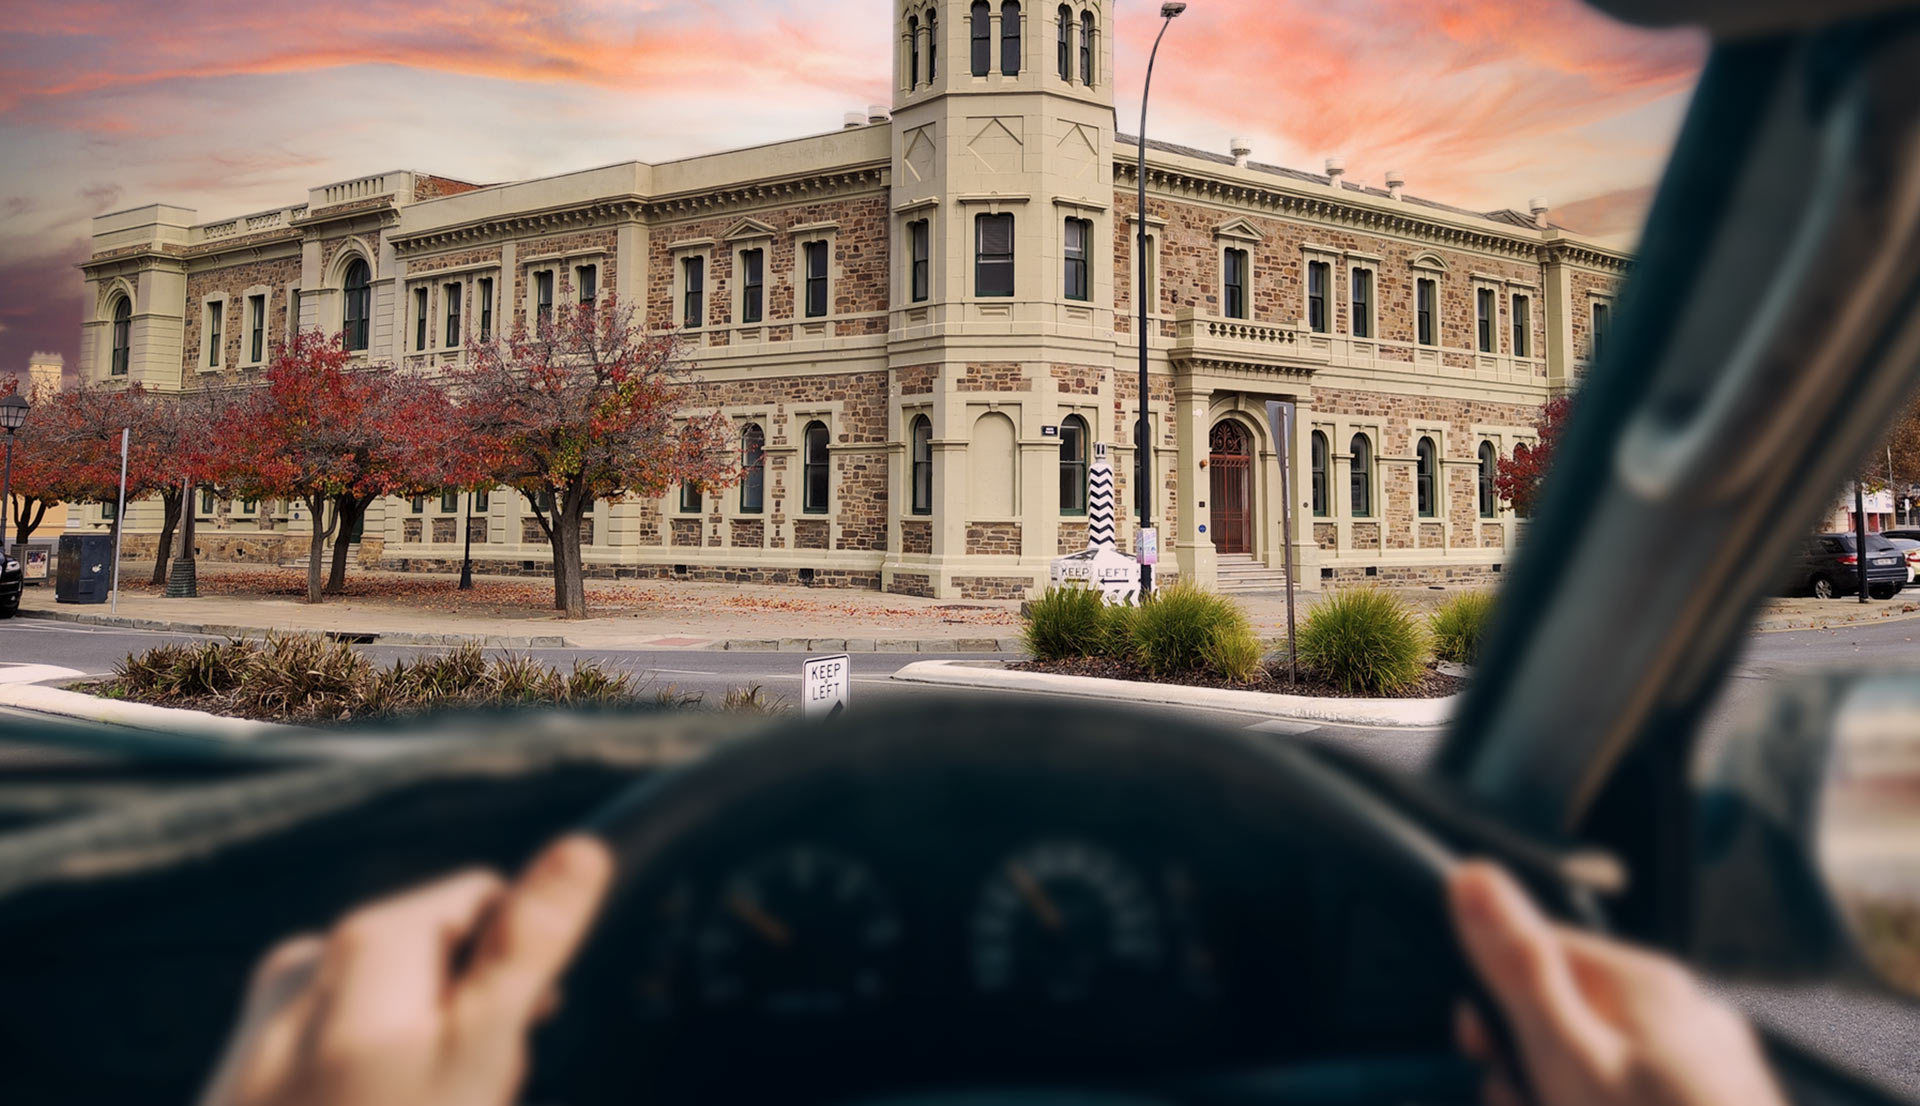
[75,0,1626,599]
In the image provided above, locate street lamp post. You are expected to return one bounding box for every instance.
[1135,1,1185,599]
[0,393,30,558]
[459,492,475,591]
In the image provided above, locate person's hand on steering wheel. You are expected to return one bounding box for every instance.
[195,835,612,1106]
[1448,861,1790,1106]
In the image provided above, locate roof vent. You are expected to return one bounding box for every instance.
[844,111,866,129]
[868,105,891,125]
[1325,157,1346,189]
[1386,168,1407,201]
[1529,196,1551,227]
[1230,137,1252,168]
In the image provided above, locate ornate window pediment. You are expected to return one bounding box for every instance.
[1409,251,1451,273]
[724,218,777,242]
[1213,217,1265,244]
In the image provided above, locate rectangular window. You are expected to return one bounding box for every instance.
[248,294,266,363]
[1223,248,1249,319]
[1592,301,1611,359]
[473,491,489,513]
[287,288,301,340]
[804,241,829,318]
[803,422,831,515]
[683,256,705,329]
[102,500,117,522]
[444,283,462,348]
[972,5,991,75]
[1001,1,1021,76]
[200,489,216,515]
[741,249,765,323]
[1064,217,1091,302]
[411,496,425,514]
[1416,278,1437,346]
[535,270,554,328]
[1351,267,1373,338]
[441,492,459,514]
[1141,232,1157,314]
[206,301,224,367]
[909,221,930,303]
[240,498,258,516]
[477,278,494,342]
[576,264,597,305]
[1307,261,1329,333]
[976,214,1015,297]
[1476,287,1495,353]
[1512,294,1531,358]
[680,482,702,514]
[415,287,429,350]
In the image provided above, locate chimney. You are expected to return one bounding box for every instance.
[1325,157,1346,190]
[844,111,866,129]
[27,352,63,401]
[1529,196,1551,228]
[868,104,890,125]
[1386,168,1406,201]
[1230,137,1252,168]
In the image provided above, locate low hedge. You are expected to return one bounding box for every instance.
[1293,587,1428,695]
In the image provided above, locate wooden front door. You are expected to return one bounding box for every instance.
[1209,422,1253,554]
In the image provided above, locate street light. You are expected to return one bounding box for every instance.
[1135,0,1185,598]
[0,392,31,557]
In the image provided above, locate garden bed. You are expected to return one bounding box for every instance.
[1013,656,1466,699]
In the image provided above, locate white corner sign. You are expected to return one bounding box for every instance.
[803,654,851,720]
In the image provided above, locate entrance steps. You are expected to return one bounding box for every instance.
[1214,553,1297,593]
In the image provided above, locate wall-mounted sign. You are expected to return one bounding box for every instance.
[1041,426,1060,438]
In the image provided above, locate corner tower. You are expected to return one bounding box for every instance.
[884,0,1120,599]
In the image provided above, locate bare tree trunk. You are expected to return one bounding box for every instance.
[305,493,336,605]
[552,507,587,619]
[150,488,183,587]
[324,494,369,595]
[11,496,47,550]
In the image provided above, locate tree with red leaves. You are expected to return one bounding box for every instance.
[214,332,464,605]
[1495,394,1573,519]
[455,299,734,619]
[0,376,58,551]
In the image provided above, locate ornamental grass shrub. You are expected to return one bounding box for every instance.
[1295,587,1428,695]
[1130,582,1263,682]
[1022,585,1111,660]
[1429,590,1499,666]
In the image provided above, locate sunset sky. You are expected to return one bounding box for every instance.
[0,0,1706,381]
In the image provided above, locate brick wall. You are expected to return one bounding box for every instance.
[182,256,303,378]
[955,576,1033,600]
[902,520,932,554]
[959,361,1029,393]
[965,522,1022,556]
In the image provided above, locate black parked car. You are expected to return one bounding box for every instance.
[1791,532,1909,599]
[0,550,21,619]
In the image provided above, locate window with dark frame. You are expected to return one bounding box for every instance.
[1224,248,1249,319]
[909,221,930,303]
[928,8,938,79]
[1416,277,1437,346]
[1592,301,1611,359]
[1307,260,1329,332]
[102,500,117,521]
[441,491,459,514]
[911,415,934,516]
[1311,430,1330,517]
[414,287,429,351]
[110,297,131,376]
[977,213,1015,297]
[411,496,425,514]
[474,491,489,513]
[909,14,921,87]
[680,481,702,514]
[1350,433,1373,518]
[1079,9,1093,85]
[1064,217,1091,302]
[248,294,266,363]
[1416,436,1438,518]
[1476,286,1495,353]
[343,259,371,351]
[683,256,705,328]
[444,283,461,348]
[535,270,554,328]
[200,488,216,515]
[1512,294,1530,357]
[741,249,765,323]
[206,300,223,367]
[803,420,831,514]
[577,264,598,305]
[1351,267,1373,338]
[1001,1,1021,75]
[1478,441,1499,518]
[971,1,991,75]
[740,423,766,514]
[287,288,301,339]
[1057,4,1072,80]
[804,241,829,318]
[478,278,494,342]
[1059,415,1089,516]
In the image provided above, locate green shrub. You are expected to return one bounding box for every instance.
[1022,585,1110,660]
[1130,583,1262,682]
[1429,590,1498,666]
[1098,602,1140,661]
[1295,588,1428,695]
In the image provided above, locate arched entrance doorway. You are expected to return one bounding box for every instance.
[1209,421,1254,555]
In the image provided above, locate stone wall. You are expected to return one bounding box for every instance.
[954,576,1033,600]
[902,520,932,555]
[965,522,1022,556]
[182,256,303,379]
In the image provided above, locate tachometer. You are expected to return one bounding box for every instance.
[970,840,1165,1004]
[693,845,903,1017]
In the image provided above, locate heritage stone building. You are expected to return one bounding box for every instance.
[76,0,1627,599]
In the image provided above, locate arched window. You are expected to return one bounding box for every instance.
[1059,414,1089,516]
[908,15,921,88]
[1001,1,1022,76]
[342,258,371,352]
[1080,9,1095,85]
[1310,430,1329,518]
[803,420,831,515]
[911,415,934,516]
[1057,5,1072,81]
[740,423,766,514]
[1478,441,1499,519]
[971,1,991,76]
[1416,436,1438,519]
[110,296,132,377]
[928,8,938,79]
[1350,434,1373,518]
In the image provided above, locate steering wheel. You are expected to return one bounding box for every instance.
[531,699,1493,1105]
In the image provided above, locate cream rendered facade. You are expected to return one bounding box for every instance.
[75,0,1627,599]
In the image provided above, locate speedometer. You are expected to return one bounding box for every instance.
[970,840,1165,1004]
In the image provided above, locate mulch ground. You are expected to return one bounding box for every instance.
[1011,656,1466,699]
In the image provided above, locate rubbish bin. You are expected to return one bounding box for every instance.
[55,534,114,605]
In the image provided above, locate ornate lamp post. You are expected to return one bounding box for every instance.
[0,392,30,557]
[1135,1,1185,598]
